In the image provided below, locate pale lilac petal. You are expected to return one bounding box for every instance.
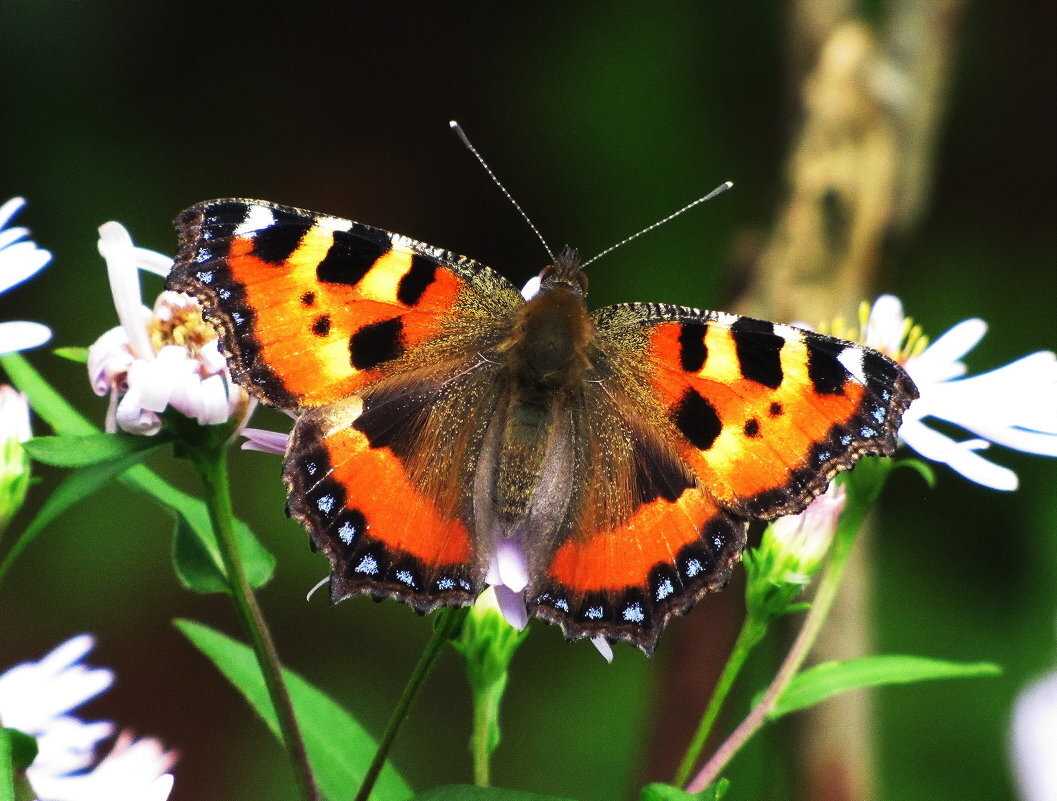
[98,222,153,360]
[496,538,529,593]
[114,388,163,436]
[306,576,330,602]
[148,774,175,801]
[241,427,289,455]
[133,347,187,413]
[195,373,232,425]
[492,583,529,631]
[590,636,614,663]
[1011,671,1057,801]
[31,716,115,776]
[0,320,51,355]
[0,386,31,442]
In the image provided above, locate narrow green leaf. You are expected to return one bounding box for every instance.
[1,352,274,589]
[0,445,166,582]
[770,655,1002,719]
[24,432,169,468]
[176,619,412,801]
[0,353,96,436]
[52,347,89,363]
[411,787,577,801]
[640,779,729,801]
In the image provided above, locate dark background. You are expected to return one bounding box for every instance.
[1,2,1054,800]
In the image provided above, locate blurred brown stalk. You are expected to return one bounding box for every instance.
[644,0,965,798]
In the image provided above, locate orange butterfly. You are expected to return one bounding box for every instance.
[168,199,916,653]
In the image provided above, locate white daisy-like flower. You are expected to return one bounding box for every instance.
[858,295,1057,491]
[87,221,249,436]
[0,634,175,801]
[0,196,52,355]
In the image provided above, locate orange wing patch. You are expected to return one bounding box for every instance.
[644,314,916,518]
[530,486,745,652]
[169,200,473,410]
[285,395,478,610]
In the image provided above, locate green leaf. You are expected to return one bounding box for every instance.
[23,432,169,468]
[172,517,230,593]
[176,619,412,801]
[411,787,577,801]
[0,444,167,582]
[640,779,729,801]
[770,655,1002,719]
[0,729,37,772]
[52,346,89,363]
[144,473,274,591]
[0,352,274,590]
[892,457,937,488]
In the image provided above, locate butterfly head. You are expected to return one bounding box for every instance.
[536,246,588,297]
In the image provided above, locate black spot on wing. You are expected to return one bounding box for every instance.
[397,255,438,306]
[349,318,404,370]
[311,315,331,337]
[351,388,432,460]
[743,418,760,437]
[806,337,849,395]
[250,207,312,265]
[300,292,315,306]
[730,317,784,388]
[673,388,722,451]
[316,227,389,286]
[678,322,708,373]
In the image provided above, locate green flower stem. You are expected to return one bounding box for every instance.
[192,448,318,801]
[471,677,506,786]
[354,611,458,801]
[672,611,768,787]
[685,488,872,793]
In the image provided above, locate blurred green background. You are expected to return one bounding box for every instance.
[1,2,1054,800]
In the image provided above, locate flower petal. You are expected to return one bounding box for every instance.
[900,419,1019,491]
[590,636,614,663]
[492,583,529,631]
[241,427,290,455]
[0,320,51,356]
[98,222,153,360]
[0,241,52,295]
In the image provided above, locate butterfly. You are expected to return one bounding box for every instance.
[167,198,917,654]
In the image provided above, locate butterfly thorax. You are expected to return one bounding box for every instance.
[493,274,593,525]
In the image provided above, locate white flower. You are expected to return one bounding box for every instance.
[860,295,1057,491]
[1011,669,1057,801]
[0,635,175,801]
[0,196,52,355]
[87,221,249,435]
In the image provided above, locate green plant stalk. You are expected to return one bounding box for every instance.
[470,676,507,786]
[193,448,318,801]
[672,611,769,787]
[685,492,871,793]
[354,614,455,801]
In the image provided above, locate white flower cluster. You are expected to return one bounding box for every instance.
[0,635,174,801]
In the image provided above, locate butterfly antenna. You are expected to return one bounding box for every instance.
[579,181,734,269]
[450,120,557,264]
